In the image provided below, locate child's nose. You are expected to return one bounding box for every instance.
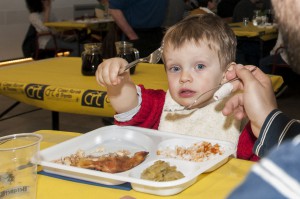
[179,70,192,83]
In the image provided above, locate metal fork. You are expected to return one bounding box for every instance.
[121,47,163,73]
[165,67,257,112]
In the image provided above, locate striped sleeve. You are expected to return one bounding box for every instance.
[228,135,300,199]
[254,109,300,157]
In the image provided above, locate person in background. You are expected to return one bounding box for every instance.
[95,0,109,19]
[259,31,288,74]
[162,0,186,29]
[189,0,218,15]
[259,30,300,90]
[217,0,241,23]
[184,0,200,10]
[233,0,264,67]
[222,0,300,197]
[108,0,167,58]
[25,0,79,57]
[232,0,262,22]
[96,14,251,156]
[262,0,272,10]
[96,0,109,11]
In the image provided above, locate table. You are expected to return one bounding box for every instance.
[0,57,168,129]
[230,22,278,41]
[230,22,278,60]
[0,57,283,129]
[45,18,115,54]
[35,130,254,199]
[44,18,114,31]
[0,57,167,116]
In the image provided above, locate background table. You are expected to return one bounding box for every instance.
[230,22,277,40]
[230,22,278,60]
[0,57,283,129]
[45,19,115,54]
[35,129,254,199]
[44,18,114,31]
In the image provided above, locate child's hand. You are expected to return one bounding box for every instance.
[95,58,129,87]
[95,57,138,113]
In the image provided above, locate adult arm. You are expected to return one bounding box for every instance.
[109,9,138,40]
[254,109,300,157]
[228,134,300,198]
[28,13,50,33]
[42,0,51,23]
[223,65,300,157]
[270,31,284,55]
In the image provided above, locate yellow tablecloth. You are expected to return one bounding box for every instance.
[35,130,254,199]
[45,18,114,31]
[0,57,283,117]
[230,22,278,41]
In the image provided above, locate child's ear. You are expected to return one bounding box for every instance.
[221,62,236,84]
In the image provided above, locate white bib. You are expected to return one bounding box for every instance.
[159,90,241,145]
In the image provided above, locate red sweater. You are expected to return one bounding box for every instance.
[115,86,165,129]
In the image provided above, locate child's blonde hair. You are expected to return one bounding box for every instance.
[162,13,237,70]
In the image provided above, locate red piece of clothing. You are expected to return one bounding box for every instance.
[114,85,166,129]
[237,122,260,161]
[115,85,259,161]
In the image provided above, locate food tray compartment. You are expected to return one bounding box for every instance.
[38,125,236,195]
[129,158,199,196]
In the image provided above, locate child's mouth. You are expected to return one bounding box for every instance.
[179,89,195,98]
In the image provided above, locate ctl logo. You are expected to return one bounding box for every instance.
[25,84,48,100]
[82,90,107,108]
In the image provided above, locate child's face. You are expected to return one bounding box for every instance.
[164,41,224,108]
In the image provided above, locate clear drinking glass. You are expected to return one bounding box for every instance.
[81,43,103,76]
[252,10,262,26]
[115,41,139,74]
[261,15,267,26]
[0,133,42,199]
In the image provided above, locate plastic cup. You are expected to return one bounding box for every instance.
[0,133,42,199]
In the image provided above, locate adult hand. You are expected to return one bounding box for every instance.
[222,64,277,137]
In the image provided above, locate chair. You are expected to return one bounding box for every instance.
[270,46,289,97]
[34,32,58,60]
[22,25,71,60]
[271,46,289,74]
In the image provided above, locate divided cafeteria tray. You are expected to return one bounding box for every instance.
[38,125,236,196]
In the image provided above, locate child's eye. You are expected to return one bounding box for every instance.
[168,65,181,73]
[195,64,205,70]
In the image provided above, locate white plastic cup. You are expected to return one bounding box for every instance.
[0,133,42,199]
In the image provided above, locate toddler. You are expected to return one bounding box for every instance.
[96,14,241,146]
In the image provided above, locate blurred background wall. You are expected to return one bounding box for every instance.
[0,0,96,61]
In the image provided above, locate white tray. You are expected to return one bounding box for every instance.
[38,125,235,196]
